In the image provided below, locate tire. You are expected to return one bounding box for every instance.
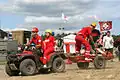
[94,56,106,69]
[5,64,19,76]
[77,62,89,69]
[20,59,36,76]
[51,57,65,73]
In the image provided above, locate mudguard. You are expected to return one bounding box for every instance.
[18,53,43,69]
[47,52,66,68]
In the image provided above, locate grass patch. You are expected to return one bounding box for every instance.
[0,61,6,65]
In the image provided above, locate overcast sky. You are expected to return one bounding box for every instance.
[0,0,120,34]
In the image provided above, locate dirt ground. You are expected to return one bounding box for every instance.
[1,58,120,80]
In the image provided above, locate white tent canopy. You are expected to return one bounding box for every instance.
[63,34,76,43]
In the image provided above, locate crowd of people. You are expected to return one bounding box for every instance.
[27,22,114,67]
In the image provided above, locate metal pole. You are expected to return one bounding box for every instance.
[0,19,1,38]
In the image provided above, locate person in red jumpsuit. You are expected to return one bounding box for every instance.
[75,22,97,61]
[27,27,42,49]
[43,29,55,68]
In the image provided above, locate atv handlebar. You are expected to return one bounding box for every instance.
[24,43,36,51]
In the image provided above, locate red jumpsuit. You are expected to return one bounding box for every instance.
[75,27,92,57]
[29,34,42,46]
[43,36,55,64]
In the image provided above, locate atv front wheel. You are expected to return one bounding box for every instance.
[51,57,65,73]
[94,56,106,69]
[20,59,36,76]
[5,64,19,76]
[77,62,89,69]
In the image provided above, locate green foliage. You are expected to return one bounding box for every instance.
[112,35,120,47]
[112,35,120,41]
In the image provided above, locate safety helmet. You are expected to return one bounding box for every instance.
[45,29,52,34]
[91,22,97,27]
[32,27,39,32]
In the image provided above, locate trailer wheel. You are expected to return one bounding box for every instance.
[94,56,106,69]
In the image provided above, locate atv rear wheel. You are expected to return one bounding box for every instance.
[51,57,65,73]
[20,59,36,76]
[77,62,89,69]
[94,56,106,69]
[5,64,19,76]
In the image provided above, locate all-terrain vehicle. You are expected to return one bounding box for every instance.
[6,43,66,76]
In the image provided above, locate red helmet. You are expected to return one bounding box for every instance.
[32,27,39,32]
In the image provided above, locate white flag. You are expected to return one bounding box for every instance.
[61,13,68,22]
[62,13,65,20]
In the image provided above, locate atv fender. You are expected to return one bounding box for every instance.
[47,52,66,68]
[19,54,35,61]
[19,54,42,69]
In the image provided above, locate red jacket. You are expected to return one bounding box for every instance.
[77,26,92,38]
[43,36,55,50]
[29,34,42,45]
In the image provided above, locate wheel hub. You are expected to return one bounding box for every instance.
[98,60,103,66]
[26,64,34,72]
[56,61,62,69]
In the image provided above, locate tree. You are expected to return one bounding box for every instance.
[112,35,120,47]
